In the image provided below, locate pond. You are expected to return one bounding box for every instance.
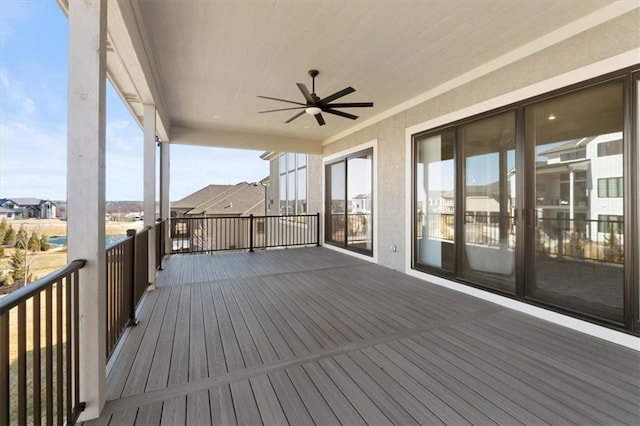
[47,234,127,247]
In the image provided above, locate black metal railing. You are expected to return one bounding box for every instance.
[170,213,320,254]
[417,212,623,264]
[463,213,516,249]
[535,217,623,263]
[105,227,150,360]
[326,213,373,246]
[0,260,86,425]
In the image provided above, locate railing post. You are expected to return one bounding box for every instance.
[249,214,255,253]
[126,229,138,327]
[316,212,321,246]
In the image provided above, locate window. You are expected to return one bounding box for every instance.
[325,149,373,256]
[560,148,586,162]
[412,74,631,328]
[598,215,623,234]
[598,177,623,198]
[597,139,623,157]
[279,153,308,215]
[414,129,455,274]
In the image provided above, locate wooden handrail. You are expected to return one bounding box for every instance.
[0,259,86,315]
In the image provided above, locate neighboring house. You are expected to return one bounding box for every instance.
[171,179,269,218]
[535,133,624,239]
[0,207,16,220]
[171,179,269,251]
[0,198,57,219]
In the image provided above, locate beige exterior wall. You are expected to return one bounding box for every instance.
[319,10,639,271]
[307,154,323,216]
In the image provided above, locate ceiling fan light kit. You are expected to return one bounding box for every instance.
[258,69,374,126]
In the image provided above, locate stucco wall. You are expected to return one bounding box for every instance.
[307,154,323,216]
[319,9,639,271]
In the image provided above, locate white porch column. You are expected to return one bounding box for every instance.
[66,0,107,420]
[144,104,157,289]
[569,168,575,221]
[160,141,171,255]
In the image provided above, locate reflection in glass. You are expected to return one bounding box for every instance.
[297,167,307,214]
[459,111,516,293]
[325,150,374,256]
[347,152,373,252]
[526,80,624,322]
[415,129,455,273]
[326,161,346,245]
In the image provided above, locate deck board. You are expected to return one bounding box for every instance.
[89,247,639,425]
[145,286,181,392]
[121,288,171,397]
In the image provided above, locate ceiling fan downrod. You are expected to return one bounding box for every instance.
[309,69,319,96]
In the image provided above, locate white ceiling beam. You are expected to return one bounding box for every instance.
[170,127,322,154]
[105,0,171,141]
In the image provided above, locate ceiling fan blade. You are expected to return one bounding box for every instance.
[315,113,326,126]
[284,111,306,123]
[319,87,355,104]
[257,95,306,106]
[259,106,306,113]
[324,102,373,108]
[322,108,358,120]
[296,83,314,104]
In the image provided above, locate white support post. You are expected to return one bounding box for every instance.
[144,104,157,290]
[66,0,107,420]
[569,168,575,222]
[160,141,171,255]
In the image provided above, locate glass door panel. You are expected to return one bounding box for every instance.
[325,161,345,245]
[325,149,374,256]
[525,80,625,323]
[459,111,516,293]
[415,129,455,274]
[347,152,373,253]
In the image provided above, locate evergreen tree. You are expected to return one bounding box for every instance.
[10,248,26,281]
[15,226,28,249]
[28,232,40,253]
[3,225,16,245]
[40,235,51,251]
[0,218,7,244]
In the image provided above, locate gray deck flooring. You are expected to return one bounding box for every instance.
[88,247,640,425]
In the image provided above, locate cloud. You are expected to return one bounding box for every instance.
[0,120,67,199]
[0,69,37,116]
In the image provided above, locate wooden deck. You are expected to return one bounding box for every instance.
[88,247,639,425]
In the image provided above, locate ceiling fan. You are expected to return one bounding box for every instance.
[258,69,373,126]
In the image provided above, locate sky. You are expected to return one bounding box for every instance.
[0,0,268,202]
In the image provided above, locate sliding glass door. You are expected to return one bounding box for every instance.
[525,79,625,323]
[459,111,516,293]
[325,149,373,256]
[413,71,636,330]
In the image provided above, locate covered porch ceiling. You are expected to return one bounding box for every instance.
[58,0,625,154]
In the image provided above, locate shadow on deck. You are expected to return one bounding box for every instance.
[88,247,639,425]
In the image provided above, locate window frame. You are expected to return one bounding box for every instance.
[410,67,638,332]
[279,153,308,215]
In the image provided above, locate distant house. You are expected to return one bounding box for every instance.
[170,179,268,252]
[0,198,57,219]
[171,179,268,218]
[0,207,16,220]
